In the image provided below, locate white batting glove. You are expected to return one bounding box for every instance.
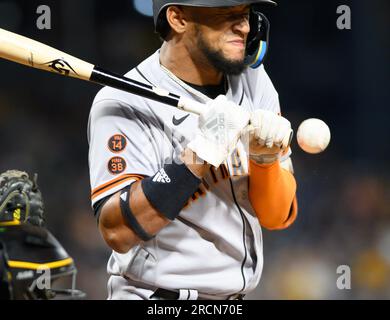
[249,109,292,148]
[188,95,250,168]
[247,110,293,164]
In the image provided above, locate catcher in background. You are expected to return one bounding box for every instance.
[89,0,298,300]
[0,170,84,300]
[0,170,45,227]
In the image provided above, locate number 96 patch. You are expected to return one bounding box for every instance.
[108,157,127,175]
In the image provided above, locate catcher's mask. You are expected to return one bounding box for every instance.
[153,0,276,69]
[0,223,85,300]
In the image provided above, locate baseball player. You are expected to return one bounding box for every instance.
[88,0,298,300]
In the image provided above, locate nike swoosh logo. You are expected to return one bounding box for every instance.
[172,114,190,126]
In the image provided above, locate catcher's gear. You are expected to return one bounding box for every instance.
[153,0,275,69]
[0,223,85,300]
[0,170,45,227]
[0,169,85,300]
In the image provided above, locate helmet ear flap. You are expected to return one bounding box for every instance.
[244,10,271,69]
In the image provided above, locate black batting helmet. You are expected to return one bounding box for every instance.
[0,170,86,300]
[0,223,85,300]
[153,0,277,69]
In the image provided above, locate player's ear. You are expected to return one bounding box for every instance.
[166,6,187,35]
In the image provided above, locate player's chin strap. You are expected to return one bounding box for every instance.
[244,10,271,69]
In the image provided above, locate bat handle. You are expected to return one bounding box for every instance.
[178,97,293,150]
[283,129,294,150]
[177,97,207,115]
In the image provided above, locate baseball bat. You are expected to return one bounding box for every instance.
[0,27,205,115]
[0,28,292,149]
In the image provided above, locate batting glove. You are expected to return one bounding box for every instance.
[246,110,293,164]
[188,95,250,168]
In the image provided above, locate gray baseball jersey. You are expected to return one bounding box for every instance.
[88,50,290,298]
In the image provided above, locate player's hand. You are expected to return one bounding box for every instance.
[249,109,292,148]
[188,95,250,168]
[246,110,292,164]
[249,139,285,164]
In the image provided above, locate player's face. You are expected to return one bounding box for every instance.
[184,5,251,75]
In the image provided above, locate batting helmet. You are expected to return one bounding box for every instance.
[153,0,277,69]
[0,223,85,300]
[0,170,85,300]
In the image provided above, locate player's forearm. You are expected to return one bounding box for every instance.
[249,160,298,230]
[98,182,171,253]
[129,180,172,235]
[98,191,138,253]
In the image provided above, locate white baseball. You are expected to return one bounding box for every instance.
[297,118,331,154]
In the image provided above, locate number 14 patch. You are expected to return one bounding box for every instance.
[108,134,127,153]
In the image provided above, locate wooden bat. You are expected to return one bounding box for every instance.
[0,28,205,115]
[0,28,292,149]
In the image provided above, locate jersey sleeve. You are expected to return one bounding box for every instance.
[245,65,281,114]
[88,98,167,207]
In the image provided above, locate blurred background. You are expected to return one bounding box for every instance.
[0,0,389,299]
